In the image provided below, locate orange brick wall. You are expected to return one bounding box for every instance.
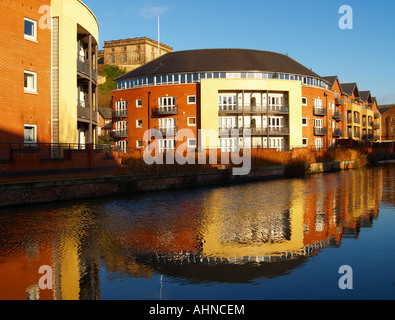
[112,84,199,150]
[301,86,336,148]
[0,0,52,143]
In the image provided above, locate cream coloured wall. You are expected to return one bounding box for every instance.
[51,0,99,144]
[200,79,303,149]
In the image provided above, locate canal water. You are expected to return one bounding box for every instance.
[0,164,395,300]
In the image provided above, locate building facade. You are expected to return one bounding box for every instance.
[0,0,99,145]
[98,37,173,73]
[378,104,395,142]
[110,49,381,153]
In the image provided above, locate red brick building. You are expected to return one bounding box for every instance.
[0,0,52,143]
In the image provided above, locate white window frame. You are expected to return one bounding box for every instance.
[302,97,308,106]
[187,95,196,105]
[136,119,143,128]
[24,70,37,94]
[302,118,308,126]
[314,118,323,128]
[116,141,128,153]
[24,124,37,144]
[218,95,237,111]
[187,117,196,126]
[24,17,37,42]
[314,138,324,151]
[188,139,197,148]
[136,99,142,108]
[159,139,175,153]
[219,137,238,153]
[136,140,143,149]
[302,138,308,147]
[116,100,127,112]
[314,99,323,108]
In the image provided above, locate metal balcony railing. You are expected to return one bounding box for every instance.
[113,109,128,118]
[314,127,327,136]
[154,105,178,116]
[314,107,327,116]
[155,126,178,137]
[113,129,129,138]
[333,129,344,137]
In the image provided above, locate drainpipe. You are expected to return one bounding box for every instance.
[148,91,151,144]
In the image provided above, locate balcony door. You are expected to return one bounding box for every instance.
[219,117,237,129]
[159,97,176,112]
[159,118,175,129]
[269,137,284,151]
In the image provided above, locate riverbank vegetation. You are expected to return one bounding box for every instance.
[113,147,368,177]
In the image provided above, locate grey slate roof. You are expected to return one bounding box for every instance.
[116,48,321,81]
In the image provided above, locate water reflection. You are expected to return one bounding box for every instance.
[0,164,389,300]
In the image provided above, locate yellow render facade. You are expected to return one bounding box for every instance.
[51,0,99,144]
[200,79,303,150]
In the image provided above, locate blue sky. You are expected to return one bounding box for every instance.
[83,0,395,104]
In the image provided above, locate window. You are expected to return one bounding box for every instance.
[136,140,143,148]
[188,95,196,105]
[219,138,238,153]
[314,118,323,128]
[24,124,37,143]
[302,118,308,126]
[315,138,324,151]
[24,71,37,93]
[116,141,128,153]
[314,99,323,108]
[218,95,237,111]
[159,139,175,153]
[136,99,142,108]
[123,54,127,62]
[111,55,115,63]
[24,18,37,41]
[302,97,308,106]
[302,138,308,147]
[187,117,196,126]
[136,119,143,128]
[188,139,197,148]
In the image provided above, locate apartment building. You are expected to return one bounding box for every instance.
[98,37,173,73]
[378,104,395,142]
[0,0,99,145]
[110,48,381,153]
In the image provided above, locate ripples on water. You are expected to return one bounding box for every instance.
[0,164,395,299]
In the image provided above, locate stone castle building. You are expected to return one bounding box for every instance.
[98,37,173,72]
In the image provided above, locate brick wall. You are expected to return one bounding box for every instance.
[112,84,199,150]
[0,0,52,144]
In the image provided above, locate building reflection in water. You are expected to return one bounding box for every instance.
[0,165,387,299]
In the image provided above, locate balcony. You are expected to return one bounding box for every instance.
[113,109,128,118]
[332,111,341,120]
[335,97,344,105]
[314,107,327,116]
[154,105,178,116]
[77,55,98,82]
[374,123,380,130]
[113,129,129,138]
[156,126,178,137]
[354,131,360,139]
[314,127,327,136]
[77,101,98,123]
[354,117,361,124]
[333,129,344,137]
[218,126,289,136]
[268,104,289,114]
[218,104,289,114]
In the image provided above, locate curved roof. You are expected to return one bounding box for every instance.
[116,48,321,81]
